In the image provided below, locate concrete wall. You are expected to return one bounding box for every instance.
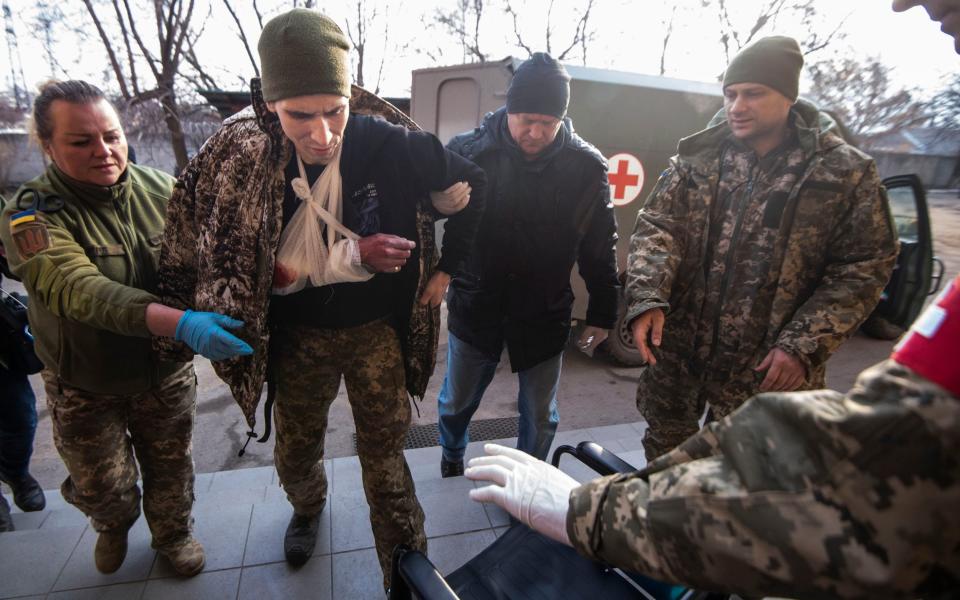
[872,151,957,189]
[1,125,219,190]
[0,133,47,190]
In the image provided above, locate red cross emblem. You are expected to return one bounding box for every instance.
[606,153,645,206]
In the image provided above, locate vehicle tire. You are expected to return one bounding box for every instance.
[602,295,645,366]
[860,313,905,341]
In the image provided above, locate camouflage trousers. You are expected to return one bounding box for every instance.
[42,365,196,550]
[271,318,426,589]
[636,353,764,462]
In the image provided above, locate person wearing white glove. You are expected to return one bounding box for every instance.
[463,274,960,599]
[465,443,578,545]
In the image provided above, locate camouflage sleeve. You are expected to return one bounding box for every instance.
[577,165,620,329]
[776,161,898,372]
[623,164,687,325]
[566,361,959,599]
[0,207,156,337]
[152,151,207,361]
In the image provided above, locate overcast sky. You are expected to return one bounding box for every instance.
[2,0,958,102]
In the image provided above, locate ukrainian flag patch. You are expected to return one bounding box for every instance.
[9,209,37,228]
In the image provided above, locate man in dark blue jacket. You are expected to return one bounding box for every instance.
[438,53,620,476]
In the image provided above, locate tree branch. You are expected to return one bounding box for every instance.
[504,3,534,57]
[81,0,132,99]
[222,0,259,77]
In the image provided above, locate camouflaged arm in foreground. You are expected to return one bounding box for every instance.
[776,161,899,370]
[623,165,686,324]
[568,359,960,599]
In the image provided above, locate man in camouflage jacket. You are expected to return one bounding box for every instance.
[155,10,485,588]
[627,36,898,459]
[468,274,960,599]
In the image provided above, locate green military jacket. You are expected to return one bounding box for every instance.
[567,360,959,599]
[626,100,898,391]
[0,162,183,394]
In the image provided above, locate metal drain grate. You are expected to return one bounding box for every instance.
[353,417,520,451]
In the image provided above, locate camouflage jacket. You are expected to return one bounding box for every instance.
[155,81,455,429]
[625,100,898,385]
[567,359,960,599]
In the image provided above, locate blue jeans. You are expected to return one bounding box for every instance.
[438,333,562,462]
[0,367,38,479]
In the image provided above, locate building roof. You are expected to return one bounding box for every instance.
[866,127,960,157]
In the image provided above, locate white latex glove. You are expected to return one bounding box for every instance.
[465,444,578,546]
[430,181,471,216]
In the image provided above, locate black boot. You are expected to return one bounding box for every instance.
[440,457,464,478]
[0,473,45,512]
[0,494,13,532]
[284,513,320,567]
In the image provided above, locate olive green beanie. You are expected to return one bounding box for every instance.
[258,9,351,101]
[722,36,803,101]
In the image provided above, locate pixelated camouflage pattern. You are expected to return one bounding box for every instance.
[43,365,197,551]
[626,99,898,459]
[271,319,426,589]
[154,81,440,430]
[568,360,960,599]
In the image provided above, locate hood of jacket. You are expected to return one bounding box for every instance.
[680,97,845,172]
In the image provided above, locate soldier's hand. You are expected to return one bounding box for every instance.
[466,444,577,547]
[419,271,451,307]
[756,347,806,392]
[358,234,415,273]
[630,308,664,366]
[576,326,608,354]
[430,181,471,216]
[175,310,254,361]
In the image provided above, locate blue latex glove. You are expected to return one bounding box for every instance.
[174,310,254,361]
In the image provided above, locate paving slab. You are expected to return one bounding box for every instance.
[237,556,333,600]
[150,502,252,578]
[142,568,241,600]
[242,495,332,566]
[53,517,156,591]
[48,581,147,599]
[331,547,384,600]
[0,525,84,598]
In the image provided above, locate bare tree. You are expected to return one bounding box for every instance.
[222,0,259,78]
[433,0,486,63]
[807,56,929,139]
[711,0,848,65]
[927,74,960,131]
[659,3,678,76]
[2,1,30,109]
[343,1,392,93]
[503,0,597,64]
[81,0,215,171]
[34,2,69,78]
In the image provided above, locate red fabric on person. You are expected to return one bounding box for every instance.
[891,274,960,398]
